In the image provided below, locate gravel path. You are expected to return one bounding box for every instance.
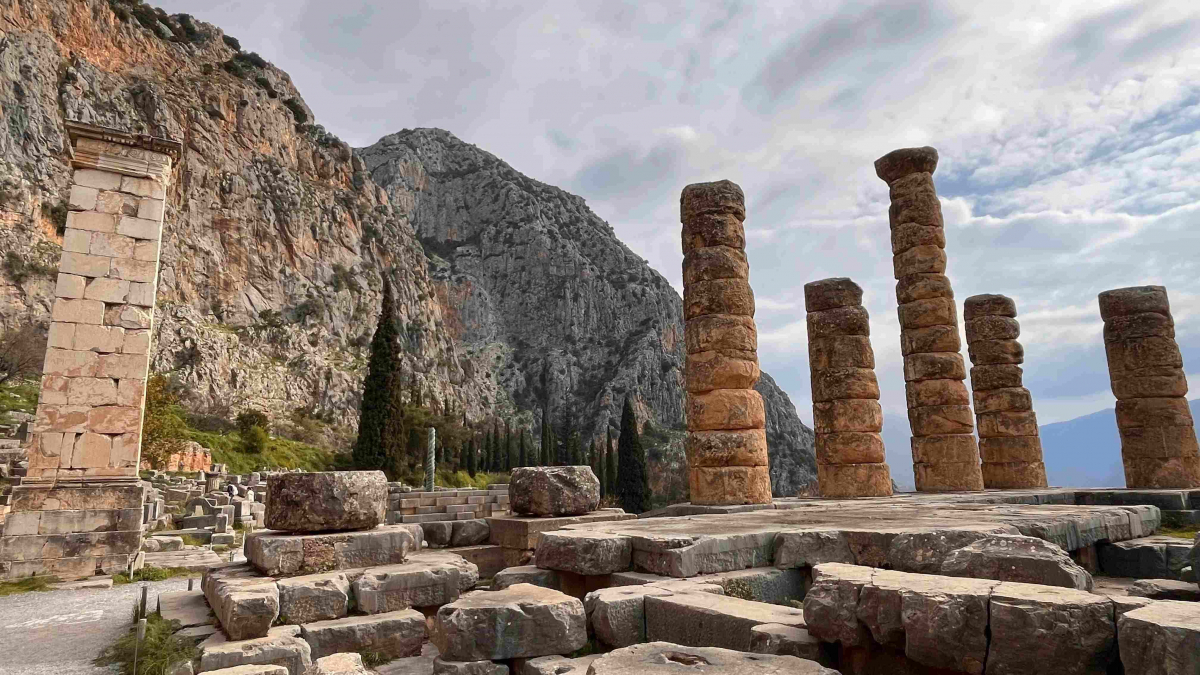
[0,576,196,675]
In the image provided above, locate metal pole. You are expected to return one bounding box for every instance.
[425,427,437,492]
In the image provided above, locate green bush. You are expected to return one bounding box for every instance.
[113,566,194,585]
[222,34,241,51]
[236,409,270,435]
[243,425,268,454]
[192,429,339,475]
[0,576,58,597]
[94,613,197,675]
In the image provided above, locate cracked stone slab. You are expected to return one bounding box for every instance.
[245,524,422,576]
[586,642,838,674]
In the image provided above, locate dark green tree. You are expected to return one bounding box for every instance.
[353,276,402,473]
[518,429,528,467]
[617,396,649,513]
[466,434,477,478]
[597,438,607,498]
[504,420,513,471]
[606,425,618,496]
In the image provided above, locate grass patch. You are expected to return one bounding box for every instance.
[94,612,197,675]
[360,651,393,667]
[434,470,510,491]
[113,567,196,585]
[0,576,58,597]
[179,534,208,547]
[190,429,341,475]
[1159,525,1199,540]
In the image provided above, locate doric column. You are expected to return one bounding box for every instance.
[804,278,892,497]
[1099,286,1200,488]
[1,121,180,580]
[875,146,983,492]
[681,180,772,505]
[964,294,1048,488]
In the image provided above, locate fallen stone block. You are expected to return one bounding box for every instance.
[1118,600,1200,675]
[300,609,425,660]
[800,563,874,647]
[155,535,185,552]
[451,544,506,579]
[245,525,419,576]
[884,526,1019,573]
[276,572,350,624]
[535,531,632,576]
[422,521,454,548]
[644,587,806,652]
[586,642,838,674]
[632,530,776,578]
[1129,578,1200,601]
[940,534,1094,590]
[265,471,387,532]
[451,519,491,547]
[432,583,587,661]
[692,567,806,605]
[510,466,599,517]
[199,665,288,675]
[586,585,672,648]
[309,653,369,675]
[749,623,829,664]
[492,565,561,591]
[1099,536,1193,580]
[158,590,212,628]
[352,553,478,612]
[197,633,312,675]
[487,512,635,550]
[512,654,599,675]
[202,564,280,641]
[432,658,509,674]
[987,581,1116,675]
[772,529,855,569]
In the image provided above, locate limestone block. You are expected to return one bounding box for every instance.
[684,314,757,354]
[968,339,1025,365]
[981,461,1049,489]
[773,530,855,569]
[587,642,837,674]
[911,434,980,464]
[422,521,454,547]
[1123,455,1200,488]
[900,323,961,355]
[803,564,873,647]
[644,590,805,652]
[681,246,748,285]
[109,257,157,282]
[970,364,1024,391]
[117,215,161,240]
[814,432,885,464]
[89,232,136,259]
[352,553,478,612]
[973,387,1033,414]
[510,466,600,517]
[897,296,956,329]
[913,458,985,492]
[808,335,874,370]
[74,324,125,353]
[513,655,599,675]
[692,568,805,605]
[686,428,769,467]
[535,531,631,576]
[300,609,425,660]
[586,585,671,648]
[432,584,587,661]
[809,367,879,403]
[964,294,1017,319]
[74,169,122,191]
[65,211,117,233]
[815,463,892,498]
[890,223,945,255]
[686,389,765,430]
[69,184,99,210]
[116,378,145,406]
[812,399,882,433]
[277,572,350,624]
[681,210,745,253]
[884,528,1015,574]
[965,315,1020,341]
[127,282,155,307]
[895,273,954,304]
[199,666,287,675]
[52,298,105,325]
[940,534,1093,589]
[55,273,86,298]
[1104,312,1175,342]
[749,624,827,663]
[986,581,1115,675]
[105,304,151,328]
[1118,600,1200,675]
[67,377,118,406]
[33,404,91,432]
[245,525,418,576]
[893,244,947,279]
[1111,371,1189,400]
[688,465,772,506]
[1099,285,1171,320]
[1128,578,1200,601]
[905,378,971,408]
[907,404,974,436]
[134,239,159,262]
[1116,397,1194,428]
[97,353,148,378]
[684,349,759,392]
[197,633,311,675]
[902,351,966,382]
[265,471,386,532]
[493,566,561,591]
[806,306,870,338]
[138,197,165,221]
[120,175,166,199]
[683,278,754,319]
[681,178,744,217]
[88,406,141,434]
[433,659,509,675]
[202,565,280,641]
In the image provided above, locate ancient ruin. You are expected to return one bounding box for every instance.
[1100,285,1200,488]
[964,294,1049,488]
[0,122,180,579]
[680,180,772,505]
[803,278,892,498]
[875,146,984,492]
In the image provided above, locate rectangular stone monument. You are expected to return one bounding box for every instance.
[0,121,180,580]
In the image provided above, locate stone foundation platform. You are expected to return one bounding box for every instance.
[244,524,423,576]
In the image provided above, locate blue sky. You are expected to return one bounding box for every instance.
[160,0,1200,432]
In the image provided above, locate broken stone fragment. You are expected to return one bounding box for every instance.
[300,609,425,660]
[509,466,600,517]
[432,584,586,662]
[265,471,387,532]
[939,534,1093,590]
[535,531,632,576]
[587,641,838,674]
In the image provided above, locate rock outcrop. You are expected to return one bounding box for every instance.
[0,0,816,498]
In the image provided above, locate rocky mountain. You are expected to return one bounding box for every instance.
[0,0,816,498]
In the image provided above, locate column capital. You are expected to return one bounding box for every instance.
[65,120,182,183]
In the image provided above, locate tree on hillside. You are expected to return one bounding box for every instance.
[606,425,618,496]
[518,429,528,467]
[504,419,513,471]
[0,323,44,386]
[617,395,649,514]
[353,276,402,472]
[597,438,607,498]
[466,435,477,477]
[141,374,189,470]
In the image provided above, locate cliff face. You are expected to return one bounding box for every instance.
[0,0,816,497]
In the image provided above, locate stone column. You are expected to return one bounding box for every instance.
[804,278,893,497]
[0,121,180,580]
[1099,286,1200,488]
[875,146,983,492]
[425,427,436,492]
[681,180,772,505]
[964,294,1048,488]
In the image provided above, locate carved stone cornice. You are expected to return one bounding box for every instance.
[65,120,183,182]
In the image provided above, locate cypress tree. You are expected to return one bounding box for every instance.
[540,404,551,467]
[466,435,477,477]
[353,276,402,473]
[606,425,618,497]
[617,396,649,513]
[504,420,513,471]
[518,429,528,467]
[598,439,607,498]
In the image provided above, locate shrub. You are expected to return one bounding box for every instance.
[222,59,247,79]
[222,34,241,51]
[236,51,268,68]
[94,612,197,675]
[243,425,269,454]
[236,409,270,436]
[283,97,309,125]
[141,375,189,470]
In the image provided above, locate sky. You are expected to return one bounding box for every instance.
[160,0,1200,440]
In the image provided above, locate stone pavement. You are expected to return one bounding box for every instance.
[0,576,194,675]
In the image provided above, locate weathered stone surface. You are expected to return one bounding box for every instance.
[986,581,1116,675]
[1117,600,1200,675]
[202,564,280,641]
[451,519,492,547]
[512,655,599,675]
[245,525,419,576]
[432,584,587,661]
[493,565,562,591]
[200,666,288,675]
[692,568,805,605]
[749,624,830,665]
[587,642,838,675]
[276,572,350,624]
[432,658,509,675]
[535,531,632,575]
[158,590,212,628]
[265,471,386,532]
[885,528,1016,574]
[300,609,425,659]
[422,521,454,547]
[510,466,600,517]
[586,585,672,648]
[940,534,1093,590]
[686,428,769,467]
[197,633,312,675]
[309,653,370,675]
[487,511,636,550]
[645,585,805,652]
[352,553,479,612]
[1099,536,1194,580]
[1129,578,1200,601]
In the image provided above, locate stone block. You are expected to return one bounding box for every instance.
[105,304,151,328]
[66,211,117,233]
[813,398,883,433]
[109,257,157,282]
[586,642,837,674]
[245,525,418,576]
[806,305,870,338]
[535,531,631,576]
[1128,578,1200,601]
[686,389,765,430]
[451,519,491,547]
[432,584,586,661]
[895,272,953,304]
[277,572,350,624]
[487,511,635,550]
[940,534,1093,589]
[265,471,386,532]
[685,314,757,354]
[644,589,806,652]
[692,567,806,605]
[685,349,760,392]
[55,272,86,298]
[422,521,454,547]
[510,466,600,517]
[455,544,508,579]
[816,462,893,498]
[907,404,974,436]
[89,231,136,258]
[1117,600,1200,675]
[688,464,773,506]
[138,196,165,220]
[88,406,141,433]
[493,565,561,591]
[433,659,509,675]
[197,632,311,675]
[158,590,212,628]
[352,552,478,612]
[120,175,166,199]
[900,323,961,356]
[682,247,750,286]
[134,239,159,261]
[898,296,955,330]
[682,278,754,319]
[300,609,425,660]
[687,428,769,467]
[902,351,966,382]
[749,624,829,664]
[52,297,105,325]
[809,367,879,402]
[513,655,599,675]
[202,564,280,641]
[69,184,99,210]
[586,585,672,648]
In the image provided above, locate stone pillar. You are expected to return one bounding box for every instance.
[0,121,180,580]
[1099,286,1200,488]
[425,427,436,492]
[681,180,772,505]
[804,278,892,497]
[964,294,1048,488]
[875,146,983,492]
